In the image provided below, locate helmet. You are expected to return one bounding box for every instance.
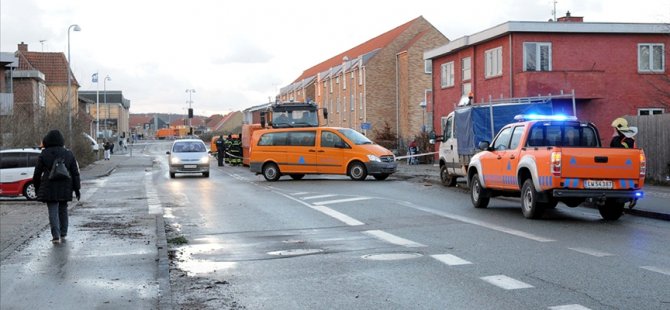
[611,117,629,130]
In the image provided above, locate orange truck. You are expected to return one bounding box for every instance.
[467,115,645,220]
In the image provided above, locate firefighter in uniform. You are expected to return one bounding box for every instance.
[610,118,637,148]
[230,135,243,166]
[215,135,225,166]
[224,134,233,165]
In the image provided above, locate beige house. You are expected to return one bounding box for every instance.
[79,90,131,139]
[279,16,449,151]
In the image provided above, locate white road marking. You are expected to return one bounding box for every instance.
[271,190,367,226]
[480,275,534,290]
[431,254,472,266]
[314,197,371,205]
[568,247,614,257]
[291,192,310,196]
[640,266,670,276]
[363,230,426,247]
[145,172,162,214]
[549,305,592,310]
[310,205,364,226]
[302,194,338,200]
[397,201,555,242]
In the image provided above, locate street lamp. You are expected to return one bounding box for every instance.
[67,24,81,146]
[186,89,195,135]
[103,75,111,138]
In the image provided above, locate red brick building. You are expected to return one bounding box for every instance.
[280,16,449,151]
[424,14,669,142]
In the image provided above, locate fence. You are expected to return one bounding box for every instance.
[625,114,670,182]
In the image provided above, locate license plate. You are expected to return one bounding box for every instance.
[584,180,612,189]
[184,164,197,169]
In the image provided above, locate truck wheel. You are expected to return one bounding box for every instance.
[348,162,367,181]
[598,200,624,220]
[289,174,305,180]
[470,173,490,208]
[262,163,281,182]
[170,172,176,179]
[440,165,457,187]
[521,179,545,219]
[23,181,37,200]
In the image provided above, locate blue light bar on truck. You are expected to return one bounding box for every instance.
[514,114,578,122]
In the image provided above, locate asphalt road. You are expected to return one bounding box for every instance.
[150,141,670,309]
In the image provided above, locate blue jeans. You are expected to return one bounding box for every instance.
[47,201,68,239]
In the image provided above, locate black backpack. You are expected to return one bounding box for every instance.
[49,158,71,181]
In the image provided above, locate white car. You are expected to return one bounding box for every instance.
[0,148,41,200]
[166,139,210,178]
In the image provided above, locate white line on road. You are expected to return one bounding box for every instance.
[640,266,670,276]
[291,192,310,196]
[549,305,592,310]
[302,194,338,200]
[568,247,614,257]
[431,254,472,266]
[272,190,367,226]
[314,197,371,205]
[397,201,555,242]
[480,275,534,290]
[363,230,426,247]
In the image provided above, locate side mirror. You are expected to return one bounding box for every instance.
[166,151,171,155]
[478,141,490,151]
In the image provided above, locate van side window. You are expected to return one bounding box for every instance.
[492,127,513,150]
[258,132,288,146]
[444,116,453,140]
[321,131,344,148]
[288,131,316,146]
[0,152,24,169]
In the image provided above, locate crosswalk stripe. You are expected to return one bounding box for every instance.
[640,266,670,276]
[310,205,364,226]
[568,247,614,257]
[431,254,472,266]
[314,197,371,205]
[480,275,533,290]
[549,305,592,310]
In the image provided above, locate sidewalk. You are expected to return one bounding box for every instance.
[0,151,167,309]
[394,162,670,220]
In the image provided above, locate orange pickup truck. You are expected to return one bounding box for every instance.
[467,115,645,220]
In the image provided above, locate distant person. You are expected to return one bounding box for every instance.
[32,129,81,244]
[110,140,115,155]
[610,118,637,148]
[215,135,225,166]
[103,141,111,160]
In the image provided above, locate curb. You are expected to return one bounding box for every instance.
[155,215,172,310]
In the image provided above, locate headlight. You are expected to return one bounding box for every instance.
[367,154,381,162]
[200,156,210,164]
[170,157,181,164]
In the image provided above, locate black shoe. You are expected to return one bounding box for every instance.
[51,238,60,244]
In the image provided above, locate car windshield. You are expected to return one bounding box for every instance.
[173,141,206,152]
[338,128,373,145]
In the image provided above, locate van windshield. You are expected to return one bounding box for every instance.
[338,128,373,145]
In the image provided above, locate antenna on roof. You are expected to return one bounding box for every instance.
[39,40,46,51]
[551,0,558,21]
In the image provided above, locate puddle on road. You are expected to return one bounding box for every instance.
[267,249,324,256]
[361,253,423,261]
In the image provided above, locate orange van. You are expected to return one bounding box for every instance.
[249,127,397,181]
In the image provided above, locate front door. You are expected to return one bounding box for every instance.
[316,129,347,174]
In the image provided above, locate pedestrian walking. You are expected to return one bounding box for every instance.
[32,129,81,244]
[103,141,111,160]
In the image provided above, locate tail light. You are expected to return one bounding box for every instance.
[551,151,561,176]
[640,152,646,177]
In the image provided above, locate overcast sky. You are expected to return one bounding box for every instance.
[2,0,668,116]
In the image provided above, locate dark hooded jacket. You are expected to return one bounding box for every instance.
[32,130,81,202]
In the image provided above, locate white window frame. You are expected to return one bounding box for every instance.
[425,59,432,74]
[638,108,664,115]
[638,43,665,73]
[440,62,455,88]
[485,47,503,78]
[462,57,471,81]
[523,42,552,72]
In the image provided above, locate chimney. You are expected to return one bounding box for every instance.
[18,42,28,52]
[557,11,584,22]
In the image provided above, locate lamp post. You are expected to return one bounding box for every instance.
[103,75,111,138]
[67,24,81,146]
[185,89,195,135]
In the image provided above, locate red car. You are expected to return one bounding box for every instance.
[0,148,41,200]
